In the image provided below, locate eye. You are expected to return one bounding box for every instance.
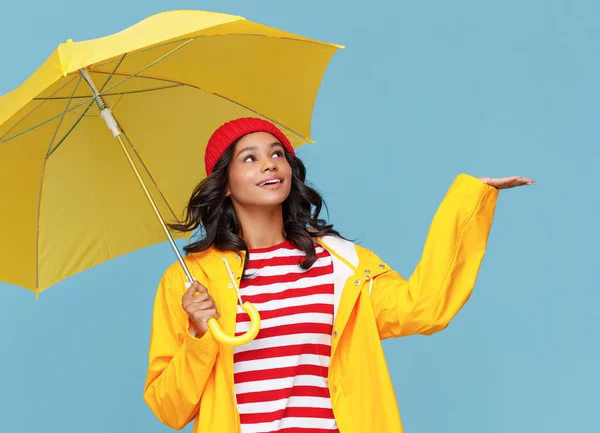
[243,155,256,162]
[272,150,284,158]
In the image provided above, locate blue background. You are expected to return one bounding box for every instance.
[1,1,598,432]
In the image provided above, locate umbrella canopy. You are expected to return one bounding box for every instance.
[0,10,342,295]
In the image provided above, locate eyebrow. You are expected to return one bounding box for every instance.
[236,142,283,157]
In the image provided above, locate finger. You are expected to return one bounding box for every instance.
[183,280,207,299]
[186,299,216,313]
[183,280,199,298]
[497,178,533,189]
[501,176,521,186]
[480,176,535,189]
[190,300,215,312]
[508,177,533,188]
[196,300,216,311]
[193,281,208,294]
[183,297,206,311]
[183,298,208,312]
[205,295,220,319]
[191,292,210,303]
[508,176,536,184]
[480,176,518,188]
[192,308,218,322]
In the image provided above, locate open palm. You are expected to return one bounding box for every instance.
[479,176,535,190]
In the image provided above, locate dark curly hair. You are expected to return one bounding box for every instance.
[169,139,344,276]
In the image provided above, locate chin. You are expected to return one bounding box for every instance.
[259,196,289,206]
[254,190,291,206]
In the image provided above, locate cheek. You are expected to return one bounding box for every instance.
[227,166,253,196]
[281,159,293,177]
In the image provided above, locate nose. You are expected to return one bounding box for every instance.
[260,156,277,172]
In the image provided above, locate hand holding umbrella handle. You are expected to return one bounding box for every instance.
[185,280,261,346]
[206,302,261,346]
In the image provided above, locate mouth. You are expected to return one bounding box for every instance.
[257,177,284,189]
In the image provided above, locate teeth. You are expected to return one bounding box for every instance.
[259,179,281,187]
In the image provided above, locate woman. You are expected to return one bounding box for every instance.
[143,117,534,433]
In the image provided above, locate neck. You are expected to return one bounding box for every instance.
[233,204,286,250]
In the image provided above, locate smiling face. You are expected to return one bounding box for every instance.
[226,131,293,209]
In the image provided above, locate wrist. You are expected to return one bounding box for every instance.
[188,320,208,340]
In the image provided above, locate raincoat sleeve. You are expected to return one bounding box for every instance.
[368,173,499,338]
[143,262,219,429]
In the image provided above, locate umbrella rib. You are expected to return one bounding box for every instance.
[0,95,100,145]
[88,70,314,144]
[88,35,313,143]
[103,53,128,89]
[46,56,128,157]
[98,38,195,96]
[45,77,83,155]
[0,42,193,145]
[2,31,322,145]
[0,76,78,143]
[32,84,183,100]
[45,101,94,158]
[35,76,83,291]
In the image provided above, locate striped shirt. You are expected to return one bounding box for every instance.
[233,240,339,433]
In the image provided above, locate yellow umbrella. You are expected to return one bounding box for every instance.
[0,10,343,345]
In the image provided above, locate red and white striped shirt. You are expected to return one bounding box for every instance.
[233,240,339,433]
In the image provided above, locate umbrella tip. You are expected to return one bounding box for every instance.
[35,289,39,300]
[65,38,74,43]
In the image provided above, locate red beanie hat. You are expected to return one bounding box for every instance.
[204,117,296,176]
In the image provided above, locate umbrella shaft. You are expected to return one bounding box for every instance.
[114,134,194,284]
[79,69,108,111]
[78,68,194,284]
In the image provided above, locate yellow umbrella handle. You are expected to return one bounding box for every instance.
[207,302,261,346]
[188,281,261,346]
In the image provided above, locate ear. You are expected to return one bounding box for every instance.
[225,184,231,197]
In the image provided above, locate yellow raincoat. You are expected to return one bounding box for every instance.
[143,173,498,432]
